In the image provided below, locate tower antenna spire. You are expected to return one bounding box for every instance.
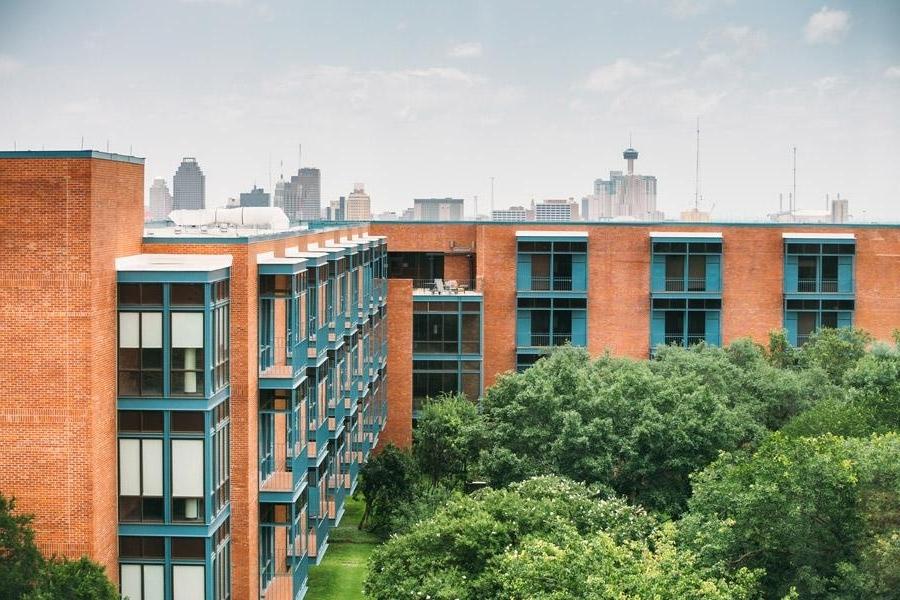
[792,146,797,213]
[695,116,700,211]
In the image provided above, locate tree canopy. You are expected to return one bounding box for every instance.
[365,476,761,600]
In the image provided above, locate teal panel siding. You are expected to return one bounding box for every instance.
[572,254,587,292]
[705,310,721,346]
[651,255,665,293]
[516,255,531,290]
[706,255,721,293]
[784,254,798,293]
[516,310,531,346]
[784,311,798,346]
[571,310,586,346]
[837,311,853,328]
[650,311,665,348]
[838,256,853,293]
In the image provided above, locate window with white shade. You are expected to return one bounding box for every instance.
[118,312,163,396]
[171,312,205,396]
[173,565,205,600]
[118,438,163,522]
[172,439,204,521]
[120,564,164,600]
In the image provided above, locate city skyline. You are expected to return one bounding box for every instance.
[2,1,899,221]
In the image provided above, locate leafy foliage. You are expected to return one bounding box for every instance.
[413,393,486,486]
[0,495,43,599]
[478,344,817,515]
[357,444,417,534]
[24,557,118,600]
[680,433,900,599]
[364,476,760,600]
[0,493,117,600]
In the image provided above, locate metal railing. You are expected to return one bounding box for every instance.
[796,334,811,346]
[413,278,476,294]
[664,335,708,347]
[664,278,707,292]
[527,276,574,291]
[798,279,839,293]
[529,333,573,347]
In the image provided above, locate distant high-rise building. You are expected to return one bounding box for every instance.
[413,198,464,221]
[240,185,270,207]
[533,198,580,222]
[282,167,322,222]
[588,147,661,220]
[273,179,287,211]
[346,183,371,221]
[492,206,528,222]
[148,177,173,221]
[327,197,346,221]
[173,157,205,210]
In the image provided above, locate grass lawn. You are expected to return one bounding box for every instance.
[306,495,380,600]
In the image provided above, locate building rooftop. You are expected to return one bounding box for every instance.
[116,253,232,272]
[0,149,145,164]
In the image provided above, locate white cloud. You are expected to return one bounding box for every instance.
[0,55,23,76]
[885,66,900,80]
[666,0,733,19]
[804,7,850,45]
[813,75,843,93]
[584,59,647,92]
[448,42,483,59]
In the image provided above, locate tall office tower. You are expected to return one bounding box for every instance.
[240,185,270,207]
[346,183,371,221]
[413,198,464,221]
[173,157,205,210]
[283,167,322,222]
[492,206,529,221]
[148,177,173,221]
[327,197,346,221]
[591,147,661,220]
[534,198,580,221]
[273,178,286,210]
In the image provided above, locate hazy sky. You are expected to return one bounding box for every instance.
[1,0,899,220]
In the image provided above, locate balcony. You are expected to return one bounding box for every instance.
[664,278,707,292]
[663,334,707,347]
[413,278,477,295]
[798,279,838,293]
[526,276,575,292]
[528,333,573,347]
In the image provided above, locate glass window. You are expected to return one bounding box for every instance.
[172,411,205,433]
[171,312,204,396]
[118,411,163,433]
[119,439,163,522]
[172,439,204,522]
[171,284,204,306]
[121,564,164,600]
[119,536,164,559]
[119,312,163,396]
[173,565,205,600]
[171,537,205,559]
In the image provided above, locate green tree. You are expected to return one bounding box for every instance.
[357,444,416,533]
[364,476,759,600]
[680,433,900,599]
[800,327,872,384]
[0,493,117,600]
[414,392,485,486]
[478,345,805,515]
[0,494,43,599]
[24,557,118,600]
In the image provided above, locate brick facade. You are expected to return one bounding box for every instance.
[381,280,413,449]
[0,155,143,578]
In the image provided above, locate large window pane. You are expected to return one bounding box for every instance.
[172,439,204,497]
[172,313,203,348]
[119,440,140,495]
[173,566,205,600]
[141,440,163,496]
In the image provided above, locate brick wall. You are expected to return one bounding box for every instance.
[0,156,143,578]
[380,279,413,449]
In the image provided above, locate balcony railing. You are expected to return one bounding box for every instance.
[413,279,476,294]
[529,333,573,347]
[798,279,838,293]
[260,336,304,378]
[796,334,811,346]
[527,276,574,291]
[664,334,707,347]
[664,278,707,292]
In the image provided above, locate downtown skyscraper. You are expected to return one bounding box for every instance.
[282,167,322,221]
[173,157,206,210]
[148,177,173,221]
